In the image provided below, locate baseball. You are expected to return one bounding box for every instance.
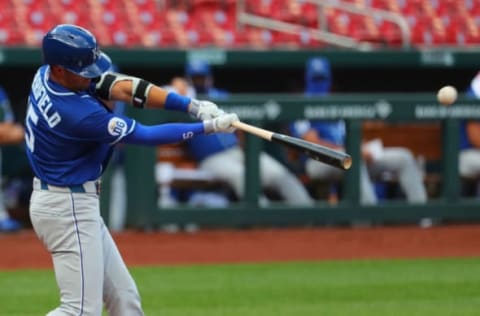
[437,85,458,106]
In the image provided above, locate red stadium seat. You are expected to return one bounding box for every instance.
[101,8,130,32]
[299,3,319,27]
[25,9,58,31]
[244,26,274,49]
[435,0,463,18]
[142,28,179,48]
[57,9,97,30]
[0,9,16,28]
[19,0,51,10]
[0,0,470,48]
[470,0,480,16]
[106,28,142,47]
[378,20,403,46]
[446,15,480,45]
[129,0,159,11]
[0,28,25,46]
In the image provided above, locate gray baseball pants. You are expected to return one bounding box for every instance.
[199,146,314,205]
[29,178,144,316]
[306,147,427,204]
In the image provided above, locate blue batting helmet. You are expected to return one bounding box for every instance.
[42,24,111,78]
[305,57,332,95]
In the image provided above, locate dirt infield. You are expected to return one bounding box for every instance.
[1,224,480,270]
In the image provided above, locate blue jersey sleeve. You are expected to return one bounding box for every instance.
[70,110,136,145]
[123,122,205,145]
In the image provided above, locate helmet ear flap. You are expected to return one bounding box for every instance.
[42,24,111,78]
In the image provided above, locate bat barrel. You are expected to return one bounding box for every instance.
[271,133,352,170]
[312,150,352,170]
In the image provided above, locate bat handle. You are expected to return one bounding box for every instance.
[232,121,273,141]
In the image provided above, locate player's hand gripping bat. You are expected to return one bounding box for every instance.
[232,121,352,170]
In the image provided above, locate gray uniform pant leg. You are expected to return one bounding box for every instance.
[370,147,427,204]
[459,149,480,178]
[31,191,104,316]
[31,190,144,316]
[102,219,144,316]
[259,152,313,205]
[200,147,313,205]
[199,146,245,198]
[306,158,378,205]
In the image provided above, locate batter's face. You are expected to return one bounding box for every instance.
[50,65,92,92]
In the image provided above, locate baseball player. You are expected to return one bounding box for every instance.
[25,24,238,316]
[0,87,24,232]
[107,63,128,232]
[292,57,427,205]
[183,61,314,206]
[459,72,480,190]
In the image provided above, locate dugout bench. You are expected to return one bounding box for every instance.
[99,93,480,229]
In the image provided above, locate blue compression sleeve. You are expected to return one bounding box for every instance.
[122,122,205,145]
[164,92,191,112]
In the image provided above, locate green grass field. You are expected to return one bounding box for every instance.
[1,258,480,316]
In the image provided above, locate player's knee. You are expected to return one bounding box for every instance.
[392,148,417,168]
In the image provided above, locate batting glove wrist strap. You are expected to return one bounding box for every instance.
[203,113,239,134]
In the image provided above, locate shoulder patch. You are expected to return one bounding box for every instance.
[108,117,128,137]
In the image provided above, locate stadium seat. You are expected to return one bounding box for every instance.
[0,27,25,46]
[378,20,403,46]
[57,9,96,30]
[129,0,159,11]
[446,15,480,45]
[470,0,480,16]
[0,8,16,28]
[24,8,58,31]
[19,0,51,10]
[435,0,463,17]
[142,28,178,47]
[51,0,87,11]
[298,2,319,27]
[0,0,473,48]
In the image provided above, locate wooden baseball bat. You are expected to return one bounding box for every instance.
[232,121,352,170]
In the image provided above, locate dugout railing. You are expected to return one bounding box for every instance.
[99,93,480,229]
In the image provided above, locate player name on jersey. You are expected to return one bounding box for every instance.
[31,71,61,128]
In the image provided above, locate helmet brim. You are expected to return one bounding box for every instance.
[70,52,112,79]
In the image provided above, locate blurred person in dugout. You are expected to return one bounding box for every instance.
[291,57,427,205]
[176,60,314,206]
[107,64,128,232]
[0,86,25,232]
[460,72,480,195]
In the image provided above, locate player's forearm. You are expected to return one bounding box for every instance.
[97,72,225,121]
[0,123,24,144]
[466,122,480,148]
[103,77,197,113]
[122,113,239,145]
